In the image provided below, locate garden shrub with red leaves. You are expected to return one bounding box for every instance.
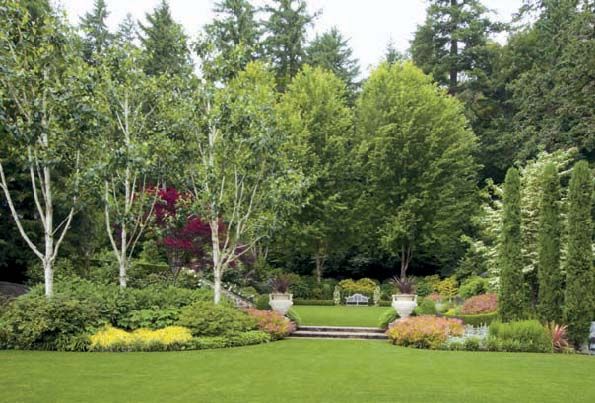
[386,315,464,349]
[246,309,296,340]
[461,293,498,314]
[547,322,570,352]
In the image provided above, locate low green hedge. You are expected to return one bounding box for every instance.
[293,299,335,306]
[378,300,391,307]
[443,311,498,327]
[188,331,271,351]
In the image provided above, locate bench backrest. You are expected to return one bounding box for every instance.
[345,293,369,304]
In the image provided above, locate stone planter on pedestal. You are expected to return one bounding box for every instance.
[269,293,293,315]
[391,294,417,319]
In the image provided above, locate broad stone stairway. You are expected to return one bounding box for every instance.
[291,325,387,340]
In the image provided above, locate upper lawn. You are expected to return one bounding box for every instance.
[292,305,391,327]
[1,340,594,403]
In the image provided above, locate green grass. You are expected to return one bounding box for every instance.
[1,340,594,402]
[292,305,390,327]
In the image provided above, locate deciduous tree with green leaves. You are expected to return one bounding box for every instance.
[189,62,306,303]
[355,62,478,279]
[0,2,95,296]
[276,66,352,283]
[498,167,527,322]
[564,160,593,348]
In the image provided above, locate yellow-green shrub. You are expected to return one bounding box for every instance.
[89,326,192,351]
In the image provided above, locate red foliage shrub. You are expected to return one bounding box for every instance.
[245,309,296,340]
[387,315,464,349]
[460,293,498,314]
[426,292,442,302]
[547,322,570,352]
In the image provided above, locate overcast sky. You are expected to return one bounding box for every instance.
[56,0,521,76]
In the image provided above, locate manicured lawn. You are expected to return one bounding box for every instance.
[293,305,391,327]
[1,340,594,402]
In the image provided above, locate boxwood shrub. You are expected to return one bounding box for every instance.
[443,311,498,327]
[293,299,335,306]
[176,301,257,336]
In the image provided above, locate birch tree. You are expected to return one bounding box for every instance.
[95,45,165,288]
[190,62,305,303]
[0,2,93,296]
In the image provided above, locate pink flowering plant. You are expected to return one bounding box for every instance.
[246,309,296,340]
[387,315,464,349]
[460,293,498,314]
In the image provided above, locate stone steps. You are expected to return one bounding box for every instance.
[291,325,388,340]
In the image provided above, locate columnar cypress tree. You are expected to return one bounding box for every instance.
[564,160,594,348]
[499,167,527,322]
[537,163,563,323]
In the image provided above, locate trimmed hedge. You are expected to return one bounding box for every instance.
[293,299,335,306]
[188,331,271,350]
[443,311,498,327]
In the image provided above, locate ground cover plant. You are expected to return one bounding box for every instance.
[1,340,594,403]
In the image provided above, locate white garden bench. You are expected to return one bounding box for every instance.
[589,322,595,354]
[345,293,369,306]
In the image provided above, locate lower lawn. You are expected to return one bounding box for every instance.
[2,340,594,403]
[292,305,390,327]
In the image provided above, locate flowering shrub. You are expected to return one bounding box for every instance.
[246,309,296,340]
[387,316,464,349]
[89,326,192,351]
[426,292,442,302]
[461,293,498,314]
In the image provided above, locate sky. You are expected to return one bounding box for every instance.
[56,0,522,76]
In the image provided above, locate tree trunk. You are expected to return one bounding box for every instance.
[400,245,413,280]
[314,247,326,284]
[43,258,53,297]
[448,0,459,94]
[213,268,222,304]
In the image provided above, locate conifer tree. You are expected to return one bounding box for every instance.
[262,0,316,90]
[564,160,594,348]
[305,28,360,96]
[139,0,192,76]
[499,167,527,322]
[79,0,112,59]
[116,13,138,45]
[537,163,563,323]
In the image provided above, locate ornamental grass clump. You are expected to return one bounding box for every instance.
[245,309,296,340]
[386,316,464,349]
[461,293,498,314]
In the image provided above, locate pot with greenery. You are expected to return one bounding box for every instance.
[269,275,293,315]
[391,277,417,319]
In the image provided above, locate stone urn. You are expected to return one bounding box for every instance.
[391,294,417,319]
[269,293,293,315]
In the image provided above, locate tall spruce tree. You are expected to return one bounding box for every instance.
[196,0,261,82]
[139,0,192,76]
[499,167,527,322]
[305,28,360,96]
[116,13,138,45]
[564,160,594,348]
[262,0,316,90]
[383,39,406,64]
[79,0,112,59]
[537,163,563,323]
[410,0,501,94]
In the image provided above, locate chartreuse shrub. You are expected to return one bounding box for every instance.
[487,320,552,353]
[563,161,594,348]
[176,302,257,336]
[387,316,464,349]
[459,276,489,299]
[89,326,193,352]
[246,309,295,340]
[337,278,377,300]
[0,295,103,351]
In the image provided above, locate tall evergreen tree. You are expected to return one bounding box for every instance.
[410,0,501,94]
[564,160,594,348]
[139,0,192,76]
[383,39,406,64]
[499,167,527,322]
[116,13,138,45]
[305,28,360,96]
[196,0,261,82]
[537,163,563,323]
[79,0,112,59]
[262,0,316,90]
